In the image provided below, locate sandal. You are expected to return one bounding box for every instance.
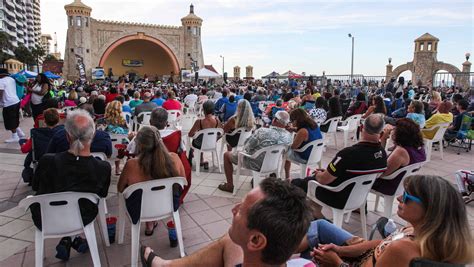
[72,236,89,253]
[218,182,234,193]
[140,245,158,267]
[200,161,209,170]
[144,221,158,236]
[55,237,72,261]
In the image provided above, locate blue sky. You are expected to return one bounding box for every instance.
[43,0,473,78]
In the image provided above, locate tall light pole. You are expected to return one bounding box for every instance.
[348,33,354,86]
[219,55,225,76]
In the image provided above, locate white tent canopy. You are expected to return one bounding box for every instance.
[193,68,221,78]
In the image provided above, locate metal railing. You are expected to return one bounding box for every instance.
[433,71,474,89]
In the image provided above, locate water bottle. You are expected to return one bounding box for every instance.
[384,219,397,237]
[167,220,178,247]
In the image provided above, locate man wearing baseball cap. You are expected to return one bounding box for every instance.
[0,68,25,143]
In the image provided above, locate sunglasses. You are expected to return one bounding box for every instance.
[402,191,422,204]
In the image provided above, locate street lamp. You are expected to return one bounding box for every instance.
[348,33,354,86]
[466,52,470,61]
[219,55,225,76]
[388,57,392,64]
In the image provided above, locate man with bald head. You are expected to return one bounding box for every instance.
[292,113,388,219]
[31,109,111,261]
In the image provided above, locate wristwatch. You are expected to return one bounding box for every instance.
[339,262,350,267]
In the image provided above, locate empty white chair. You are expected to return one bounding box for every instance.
[422,123,449,161]
[307,172,381,239]
[133,111,152,131]
[337,114,362,148]
[233,144,287,196]
[286,139,325,179]
[371,162,425,218]
[19,192,102,267]
[190,128,224,176]
[184,100,197,114]
[220,127,253,158]
[320,116,342,149]
[167,109,182,128]
[117,177,187,267]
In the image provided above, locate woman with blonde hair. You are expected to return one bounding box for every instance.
[223,99,255,151]
[298,175,472,266]
[429,90,442,112]
[118,126,185,235]
[64,90,78,107]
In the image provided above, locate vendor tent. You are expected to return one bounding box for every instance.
[193,68,221,78]
[12,69,37,79]
[262,71,280,79]
[44,71,61,79]
[281,70,303,79]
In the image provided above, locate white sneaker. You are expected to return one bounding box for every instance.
[5,133,19,143]
[17,128,26,139]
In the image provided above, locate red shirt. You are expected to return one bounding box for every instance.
[162,99,182,110]
[105,93,119,104]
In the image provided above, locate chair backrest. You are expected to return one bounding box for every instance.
[235,127,253,147]
[19,192,100,236]
[122,177,186,222]
[256,144,287,174]
[137,112,152,126]
[410,258,465,267]
[304,139,325,166]
[430,123,450,142]
[122,111,132,124]
[91,152,107,161]
[340,172,381,210]
[60,106,75,113]
[193,128,224,151]
[325,116,343,133]
[167,110,181,124]
[258,101,274,112]
[377,162,425,196]
[345,114,362,131]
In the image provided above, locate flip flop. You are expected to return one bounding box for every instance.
[140,245,158,267]
[144,222,158,236]
[218,182,234,193]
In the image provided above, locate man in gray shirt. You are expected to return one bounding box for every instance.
[134,92,158,122]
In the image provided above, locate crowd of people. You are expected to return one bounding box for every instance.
[0,68,473,266]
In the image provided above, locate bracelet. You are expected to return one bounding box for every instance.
[339,262,350,267]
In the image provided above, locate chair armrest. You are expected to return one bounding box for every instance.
[292,140,323,153]
[308,178,357,193]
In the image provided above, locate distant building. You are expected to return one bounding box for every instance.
[0,0,41,54]
[5,58,23,73]
[40,34,52,55]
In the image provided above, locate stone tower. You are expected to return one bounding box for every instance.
[233,66,240,79]
[245,65,253,79]
[64,0,93,80]
[181,4,204,73]
[412,33,439,84]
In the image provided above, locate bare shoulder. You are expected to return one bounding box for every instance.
[378,239,420,266]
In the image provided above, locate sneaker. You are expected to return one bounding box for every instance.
[5,134,19,143]
[17,129,26,139]
[55,237,72,261]
[71,236,89,253]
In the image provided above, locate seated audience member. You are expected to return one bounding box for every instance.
[21,108,64,184]
[406,100,426,128]
[296,175,472,266]
[118,126,185,236]
[445,99,469,141]
[105,87,119,104]
[162,91,182,111]
[308,97,328,124]
[221,95,238,122]
[362,95,387,119]
[344,92,367,119]
[251,88,266,102]
[219,111,293,192]
[429,90,442,112]
[141,178,312,267]
[183,89,198,109]
[151,90,165,106]
[291,114,387,219]
[188,100,222,168]
[222,99,255,151]
[46,117,112,157]
[320,97,343,132]
[372,118,426,195]
[64,90,78,107]
[265,99,285,121]
[134,92,158,118]
[93,95,106,115]
[31,109,111,261]
[422,101,453,139]
[214,89,229,115]
[115,95,132,114]
[129,91,143,111]
[455,170,474,201]
[284,108,323,179]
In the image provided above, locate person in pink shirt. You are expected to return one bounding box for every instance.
[64,90,78,107]
[162,91,182,110]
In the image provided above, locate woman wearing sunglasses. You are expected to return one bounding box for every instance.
[296,175,472,266]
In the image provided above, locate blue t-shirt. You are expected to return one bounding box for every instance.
[297,126,323,160]
[122,105,132,113]
[406,113,426,128]
[152,97,165,106]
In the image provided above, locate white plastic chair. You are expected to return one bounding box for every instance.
[337,114,362,148]
[90,152,107,161]
[133,111,152,131]
[320,116,342,149]
[422,123,449,161]
[167,109,182,128]
[307,172,381,239]
[190,128,224,176]
[371,162,425,218]
[286,139,325,179]
[184,99,197,114]
[60,106,76,113]
[117,177,187,267]
[19,192,102,267]
[220,127,253,159]
[233,144,287,196]
[121,111,132,129]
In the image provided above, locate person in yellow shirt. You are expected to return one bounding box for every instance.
[422,101,453,139]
